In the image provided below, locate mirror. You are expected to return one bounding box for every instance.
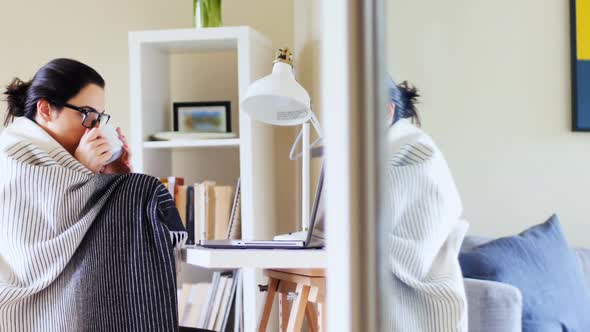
[378,1,587,330]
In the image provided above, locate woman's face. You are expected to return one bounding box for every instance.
[36,84,105,154]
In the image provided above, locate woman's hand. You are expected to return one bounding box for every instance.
[74,128,112,173]
[100,128,133,174]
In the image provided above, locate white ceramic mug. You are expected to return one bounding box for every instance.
[100,125,123,164]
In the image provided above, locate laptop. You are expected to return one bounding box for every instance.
[198,164,325,250]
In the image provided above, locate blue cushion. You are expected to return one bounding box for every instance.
[459,215,590,332]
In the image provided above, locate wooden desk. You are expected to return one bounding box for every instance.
[258,269,326,332]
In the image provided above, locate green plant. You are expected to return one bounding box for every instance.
[194,0,222,28]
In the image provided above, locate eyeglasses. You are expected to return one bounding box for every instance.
[61,103,111,129]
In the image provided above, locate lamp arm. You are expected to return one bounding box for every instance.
[289,131,322,161]
[289,116,323,161]
[309,112,323,138]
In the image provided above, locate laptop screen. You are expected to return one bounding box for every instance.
[306,162,325,245]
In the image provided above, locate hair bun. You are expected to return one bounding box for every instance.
[398,81,419,109]
[397,80,421,126]
[3,77,32,125]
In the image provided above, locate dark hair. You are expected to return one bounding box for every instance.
[388,77,420,126]
[3,58,105,126]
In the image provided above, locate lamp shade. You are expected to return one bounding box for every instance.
[241,61,311,126]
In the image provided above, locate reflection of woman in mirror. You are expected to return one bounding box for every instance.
[385,77,468,331]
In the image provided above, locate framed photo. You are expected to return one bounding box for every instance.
[173,101,231,133]
[571,0,590,131]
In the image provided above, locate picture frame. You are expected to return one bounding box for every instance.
[173,101,231,133]
[571,0,590,131]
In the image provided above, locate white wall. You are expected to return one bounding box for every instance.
[387,0,590,246]
[0,0,192,134]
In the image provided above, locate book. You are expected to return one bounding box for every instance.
[161,176,185,200]
[180,283,199,326]
[194,183,204,242]
[214,273,234,331]
[186,185,195,245]
[178,283,193,322]
[176,185,188,226]
[234,270,243,332]
[183,283,212,328]
[207,275,228,331]
[221,271,240,332]
[194,181,215,241]
[203,181,217,240]
[188,271,240,332]
[198,272,220,329]
[226,178,242,240]
[214,186,234,240]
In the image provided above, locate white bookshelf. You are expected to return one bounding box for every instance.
[143,139,241,149]
[128,26,309,332]
[129,26,276,239]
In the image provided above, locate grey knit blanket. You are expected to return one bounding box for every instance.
[0,117,186,331]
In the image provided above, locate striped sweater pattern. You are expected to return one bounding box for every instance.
[0,117,186,331]
[384,119,468,332]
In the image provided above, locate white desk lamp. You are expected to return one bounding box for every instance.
[241,47,322,241]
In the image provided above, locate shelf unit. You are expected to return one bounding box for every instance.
[129,26,276,241]
[143,139,241,149]
[129,26,280,332]
[129,26,323,331]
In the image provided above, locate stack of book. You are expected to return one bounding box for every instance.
[160,177,242,244]
[178,270,243,331]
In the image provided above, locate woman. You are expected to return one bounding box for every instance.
[3,58,131,174]
[385,78,468,331]
[0,59,184,331]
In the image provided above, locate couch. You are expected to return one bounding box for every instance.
[462,236,590,332]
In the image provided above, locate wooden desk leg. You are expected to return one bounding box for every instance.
[318,301,327,332]
[279,293,290,332]
[258,278,279,332]
[287,284,311,332]
[305,303,319,332]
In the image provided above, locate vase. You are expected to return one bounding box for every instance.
[194,0,222,28]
